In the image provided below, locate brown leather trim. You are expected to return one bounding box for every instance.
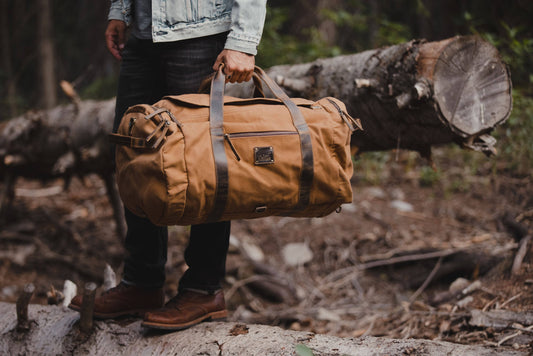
[206,66,315,221]
[108,133,147,148]
[206,66,229,222]
[253,67,314,211]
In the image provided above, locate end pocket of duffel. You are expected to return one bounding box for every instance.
[110,106,188,226]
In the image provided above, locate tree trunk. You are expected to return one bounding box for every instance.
[0,98,122,238]
[37,0,57,109]
[262,36,512,156]
[1,36,512,234]
[0,0,18,118]
[2,36,512,181]
[0,302,525,356]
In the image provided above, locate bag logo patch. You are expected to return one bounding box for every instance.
[254,146,274,165]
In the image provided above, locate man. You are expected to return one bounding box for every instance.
[69,0,266,331]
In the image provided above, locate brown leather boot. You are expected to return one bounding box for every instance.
[68,282,164,319]
[142,289,227,330]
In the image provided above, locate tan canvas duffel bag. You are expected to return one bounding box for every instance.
[109,66,362,226]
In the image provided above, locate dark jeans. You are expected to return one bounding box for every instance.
[114,34,230,293]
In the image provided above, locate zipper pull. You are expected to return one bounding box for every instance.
[327,98,363,132]
[128,117,137,135]
[224,134,241,161]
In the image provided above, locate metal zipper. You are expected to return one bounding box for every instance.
[326,98,362,132]
[128,117,137,136]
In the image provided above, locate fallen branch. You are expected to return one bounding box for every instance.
[79,283,96,334]
[409,256,443,303]
[470,309,533,330]
[16,284,35,332]
[0,302,526,355]
[512,235,531,275]
[358,248,459,270]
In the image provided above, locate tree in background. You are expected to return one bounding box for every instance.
[0,0,17,118]
[37,0,57,109]
[0,0,531,122]
[0,0,112,120]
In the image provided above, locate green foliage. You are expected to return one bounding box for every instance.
[465,13,533,93]
[353,152,392,185]
[419,166,441,187]
[256,7,342,67]
[493,90,533,175]
[80,75,118,100]
[483,28,533,92]
[374,19,412,47]
[295,344,315,356]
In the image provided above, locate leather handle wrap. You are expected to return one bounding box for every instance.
[207,65,314,222]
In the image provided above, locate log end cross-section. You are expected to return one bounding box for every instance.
[429,36,512,137]
[265,36,512,155]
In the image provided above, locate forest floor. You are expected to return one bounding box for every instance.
[1,147,532,354]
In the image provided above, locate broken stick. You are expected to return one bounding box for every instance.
[79,282,97,333]
[16,283,35,331]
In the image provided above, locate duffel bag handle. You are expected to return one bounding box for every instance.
[206,65,314,222]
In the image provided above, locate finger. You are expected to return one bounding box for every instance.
[112,49,122,61]
[105,33,121,61]
[233,69,253,83]
[228,72,243,83]
[117,29,125,52]
[213,54,224,72]
[106,41,120,60]
[243,71,253,82]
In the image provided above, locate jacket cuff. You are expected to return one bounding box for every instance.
[108,1,132,25]
[224,36,259,56]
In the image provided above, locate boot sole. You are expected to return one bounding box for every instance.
[68,303,159,320]
[141,310,228,331]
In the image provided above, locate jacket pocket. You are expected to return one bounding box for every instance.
[165,0,230,25]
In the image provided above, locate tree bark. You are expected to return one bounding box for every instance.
[0,0,18,118]
[0,36,512,233]
[262,36,512,156]
[0,98,122,237]
[0,98,115,182]
[0,302,525,356]
[2,36,511,181]
[37,0,57,109]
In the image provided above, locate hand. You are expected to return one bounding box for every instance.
[105,20,127,61]
[213,49,255,83]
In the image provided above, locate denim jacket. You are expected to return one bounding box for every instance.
[108,0,266,55]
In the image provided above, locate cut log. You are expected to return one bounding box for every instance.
[0,302,526,355]
[0,36,512,234]
[470,309,533,330]
[0,98,115,181]
[260,36,512,156]
[0,98,125,239]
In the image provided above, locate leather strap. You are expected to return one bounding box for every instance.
[108,133,147,148]
[206,65,230,222]
[206,66,314,220]
[252,66,314,211]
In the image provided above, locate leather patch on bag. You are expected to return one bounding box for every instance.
[254,146,274,165]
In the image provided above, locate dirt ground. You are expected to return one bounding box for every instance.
[1,147,532,353]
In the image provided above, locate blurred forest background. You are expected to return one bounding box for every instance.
[1,0,532,174]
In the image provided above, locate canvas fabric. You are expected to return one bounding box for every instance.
[111,68,361,226]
